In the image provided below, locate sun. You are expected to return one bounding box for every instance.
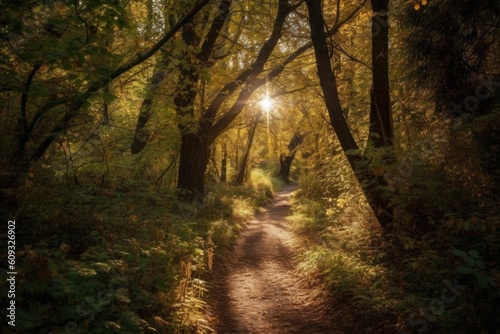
[260,96,273,113]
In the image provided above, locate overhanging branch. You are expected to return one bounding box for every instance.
[28,0,212,161]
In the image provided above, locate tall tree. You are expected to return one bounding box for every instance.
[0,0,212,189]
[176,0,303,198]
[306,0,393,228]
[369,0,393,147]
[183,0,368,198]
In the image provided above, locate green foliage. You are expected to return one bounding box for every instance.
[0,162,264,333]
[290,192,409,332]
[248,168,283,205]
[451,249,497,289]
[400,0,500,113]
[0,0,498,333]
[292,106,500,332]
[287,198,328,235]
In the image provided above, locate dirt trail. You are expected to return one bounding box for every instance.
[208,185,344,334]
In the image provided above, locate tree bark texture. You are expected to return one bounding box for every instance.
[131,0,233,156]
[174,1,233,198]
[369,0,393,147]
[176,133,210,201]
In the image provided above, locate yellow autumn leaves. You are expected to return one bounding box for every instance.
[414,0,428,11]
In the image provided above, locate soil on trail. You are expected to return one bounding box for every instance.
[208,184,344,334]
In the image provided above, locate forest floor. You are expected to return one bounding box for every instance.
[207,184,345,334]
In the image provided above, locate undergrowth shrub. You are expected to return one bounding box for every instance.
[0,163,262,334]
[290,188,408,332]
[292,109,500,333]
[387,110,500,332]
[248,168,283,205]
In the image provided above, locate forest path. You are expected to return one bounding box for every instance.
[208,184,344,334]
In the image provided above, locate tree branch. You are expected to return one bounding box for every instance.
[108,0,212,81]
[19,63,41,149]
[201,0,299,130]
[197,0,233,63]
[28,0,211,161]
[208,0,366,141]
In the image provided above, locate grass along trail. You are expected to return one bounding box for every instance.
[208,184,344,333]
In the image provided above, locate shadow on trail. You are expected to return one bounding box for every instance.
[209,185,343,334]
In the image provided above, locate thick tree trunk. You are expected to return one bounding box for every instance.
[173,20,211,200]
[130,0,232,157]
[369,0,393,147]
[306,0,358,155]
[173,0,233,198]
[176,133,210,201]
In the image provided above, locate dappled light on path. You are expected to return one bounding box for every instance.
[209,185,343,333]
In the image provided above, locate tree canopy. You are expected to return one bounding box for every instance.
[1,0,499,332]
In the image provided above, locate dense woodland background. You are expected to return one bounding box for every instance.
[1,0,499,332]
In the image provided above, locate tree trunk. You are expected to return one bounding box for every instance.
[236,114,261,185]
[130,0,234,156]
[367,0,394,229]
[306,0,358,155]
[369,0,393,147]
[278,132,305,183]
[306,0,393,229]
[278,154,295,183]
[176,133,210,201]
[173,0,233,198]
[221,144,227,183]
[130,57,169,154]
